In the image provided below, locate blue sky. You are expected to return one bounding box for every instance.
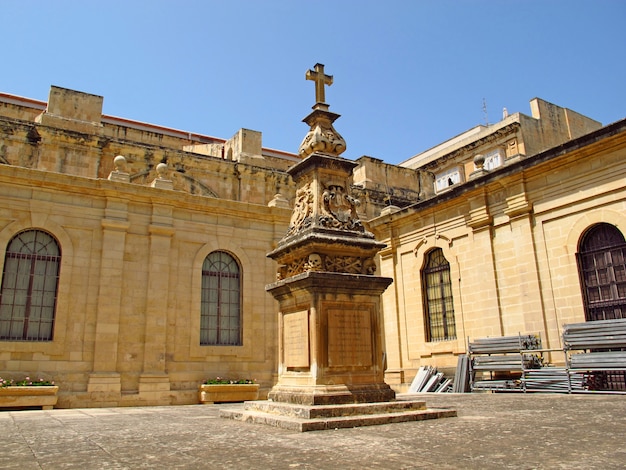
[2,1,625,164]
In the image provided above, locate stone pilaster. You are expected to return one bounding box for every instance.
[139,204,174,399]
[88,197,129,393]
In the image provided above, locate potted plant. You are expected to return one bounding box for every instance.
[0,376,59,410]
[198,377,259,404]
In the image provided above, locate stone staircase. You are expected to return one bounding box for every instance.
[220,399,457,432]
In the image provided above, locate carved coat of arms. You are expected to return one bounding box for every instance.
[320,184,363,232]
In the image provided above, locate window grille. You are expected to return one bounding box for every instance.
[0,230,60,341]
[422,248,456,341]
[200,251,242,345]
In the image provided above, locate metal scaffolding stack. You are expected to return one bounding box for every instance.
[452,320,626,394]
[522,367,585,393]
[472,354,542,371]
[563,318,626,392]
[407,366,453,393]
[468,334,542,392]
[569,351,626,369]
[452,355,470,393]
[468,335,541,355]
[563,318,626,350]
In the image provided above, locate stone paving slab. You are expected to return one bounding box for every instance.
[0,393,625,469]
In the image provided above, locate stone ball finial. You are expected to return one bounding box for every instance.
[474,154,485,171]
[114,155,127,172]
[156,162,168,179]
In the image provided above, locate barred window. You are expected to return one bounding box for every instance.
[0,230,60,341]
[422,248,456,342]
[200,251,241,345]
[577,223,626,321]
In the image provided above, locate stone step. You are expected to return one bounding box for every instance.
[220,406,457,432]
[241,399,429,419]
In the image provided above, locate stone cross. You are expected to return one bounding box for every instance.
[306,63,333,104]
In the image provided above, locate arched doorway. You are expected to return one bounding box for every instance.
[577,223,626,321]
[576,223,626,390]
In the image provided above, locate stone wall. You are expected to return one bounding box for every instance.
[0,85,300,407]
[0,84,618,401]
[0,163,291,407]
[0,86,297,204]
[370,120,626,387]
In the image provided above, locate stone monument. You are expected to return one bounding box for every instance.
[265,63,395,405]
[221,64,456,430]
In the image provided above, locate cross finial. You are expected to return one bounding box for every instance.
[305,63,333,104]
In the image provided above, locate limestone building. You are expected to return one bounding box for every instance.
[368,101,626,388]
[0,82,624,406]
[0,86,297,407]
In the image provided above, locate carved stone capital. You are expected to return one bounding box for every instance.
[298,108,346,159]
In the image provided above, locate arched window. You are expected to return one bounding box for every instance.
[200,251,241,345]
[0,230,61,341]
[577,223,626,321]
[422,248,456,341]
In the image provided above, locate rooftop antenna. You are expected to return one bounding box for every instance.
[482,98,489,126]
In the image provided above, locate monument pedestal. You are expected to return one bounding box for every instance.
[221,271,455,432]
[266,271,395,405]
[220,398,456,432]
[267,383,395,406]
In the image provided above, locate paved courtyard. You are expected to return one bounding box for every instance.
[1,392,624,469]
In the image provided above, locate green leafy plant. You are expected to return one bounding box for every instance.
[0,376,55,387]
[203,377,255,385]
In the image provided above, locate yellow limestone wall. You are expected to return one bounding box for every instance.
[0,85,620,401]
[372,123,626,387]
[0,164,291,407]
[0,86,297,407]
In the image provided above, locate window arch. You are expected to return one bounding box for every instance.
[577,223,626,321]
[200,251,241,345]
[422,248,456,341]
[0,230,61,341]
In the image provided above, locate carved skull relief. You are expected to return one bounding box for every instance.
[305,253,323,271]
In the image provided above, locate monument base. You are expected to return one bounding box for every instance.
[220,399,457,432]
[267,383,395,405]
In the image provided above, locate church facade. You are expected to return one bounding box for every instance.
[0,81,624,407]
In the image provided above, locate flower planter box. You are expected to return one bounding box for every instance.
[0,386,59,410]
[198,383,259,404]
